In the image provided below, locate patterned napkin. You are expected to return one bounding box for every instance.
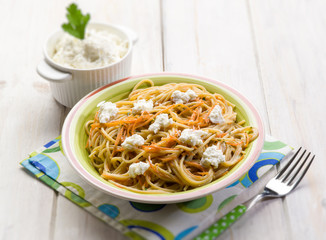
[20,135,291,240]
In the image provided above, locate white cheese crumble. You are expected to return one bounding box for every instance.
[172,89,198,104]
[132,99,154,114]
[128,162,150,178]
[179,129,207,146]
[200,146,226,168]
[52,29,128,69]
[98,102,118,123]
[121,134,145,150]
[209,105,225,124]
[148,114,173,134]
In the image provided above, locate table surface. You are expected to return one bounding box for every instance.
[1,0,325,239]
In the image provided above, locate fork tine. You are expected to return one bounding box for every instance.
[291,155,314,190]
[280,149,306,181]
[287,152,311,185]
[275,147,302,179]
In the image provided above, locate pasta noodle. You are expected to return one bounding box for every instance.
[85,79,258,193]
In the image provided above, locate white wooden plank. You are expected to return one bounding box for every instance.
[162,0,290,239]
[53,196,125,240]
[0,0,65,239]
[248,0,326,239]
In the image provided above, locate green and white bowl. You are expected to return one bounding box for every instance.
[62,73,265,203]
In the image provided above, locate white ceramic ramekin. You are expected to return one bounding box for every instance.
[37,23,138,108]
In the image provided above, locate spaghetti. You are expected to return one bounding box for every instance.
[85,79,258,193]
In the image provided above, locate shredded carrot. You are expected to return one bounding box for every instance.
[217,133,227,138]
[115,146,124,152]
[136,175,143,187]
[184,161,206,172]
[196,172,209,176]
[245,133,249,147]
[226,141,243,146]
[115,126,124,147]
[179,108,193,116]
[121,126,127,141]
[221,171,229,177]
[111,126,125,156]
[137,105,176,128]
[141,174,149,188]
[131,114,151,134]
[142,145,176,153]
[94,111,99,122]
[126,123,132,137]
[169,111,200,125]
[179,104,197,116]
[203,104,216,123]
[158,156,177,162]
[184,167,204,180]
[190,101,204,110]
[190,111,197,121]
[148,156,159,173]
[158,135,179,148]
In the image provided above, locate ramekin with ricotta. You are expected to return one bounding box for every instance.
[52,28,128,69]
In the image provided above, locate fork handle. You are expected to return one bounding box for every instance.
[195,205,247,239]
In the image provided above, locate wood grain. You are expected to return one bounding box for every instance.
[0,0,64,239]
[248,0,326,239]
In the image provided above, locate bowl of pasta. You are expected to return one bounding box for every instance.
[62,73,264,203]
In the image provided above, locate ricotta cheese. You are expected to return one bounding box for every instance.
[52,29,128,69]
[98,102,118,123]
[200,146,225,168]
[128,162,150,178]
[209,105,225,124]
[179,129,207,146]
[121,134,145,150]
[132,99,153,114]
[172,89,198,104]
[148,114,173,134]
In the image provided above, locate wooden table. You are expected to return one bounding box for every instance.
[1,0,325,239]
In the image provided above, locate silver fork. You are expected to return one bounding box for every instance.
[195,147,315,239]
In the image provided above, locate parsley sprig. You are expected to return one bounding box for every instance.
[62,3,90,40]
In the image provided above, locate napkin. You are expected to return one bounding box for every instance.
[20,135,291,240]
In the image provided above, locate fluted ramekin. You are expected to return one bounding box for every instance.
[37,23,138,108]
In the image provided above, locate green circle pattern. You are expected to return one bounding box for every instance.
[130,202,166,212]
[61,182,91,207]
[59,139,65,156]
[177,195,213,213]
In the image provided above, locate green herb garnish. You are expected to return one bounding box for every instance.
[62,3,90,40]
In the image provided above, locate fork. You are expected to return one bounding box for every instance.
[195,147,315,239]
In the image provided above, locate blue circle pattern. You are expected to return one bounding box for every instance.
[175,226,198,240]
[226,180,239,188]
[29,153,60,180]
[227,152,285,189]
[248,159,278,182]
[98,204,120,219]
